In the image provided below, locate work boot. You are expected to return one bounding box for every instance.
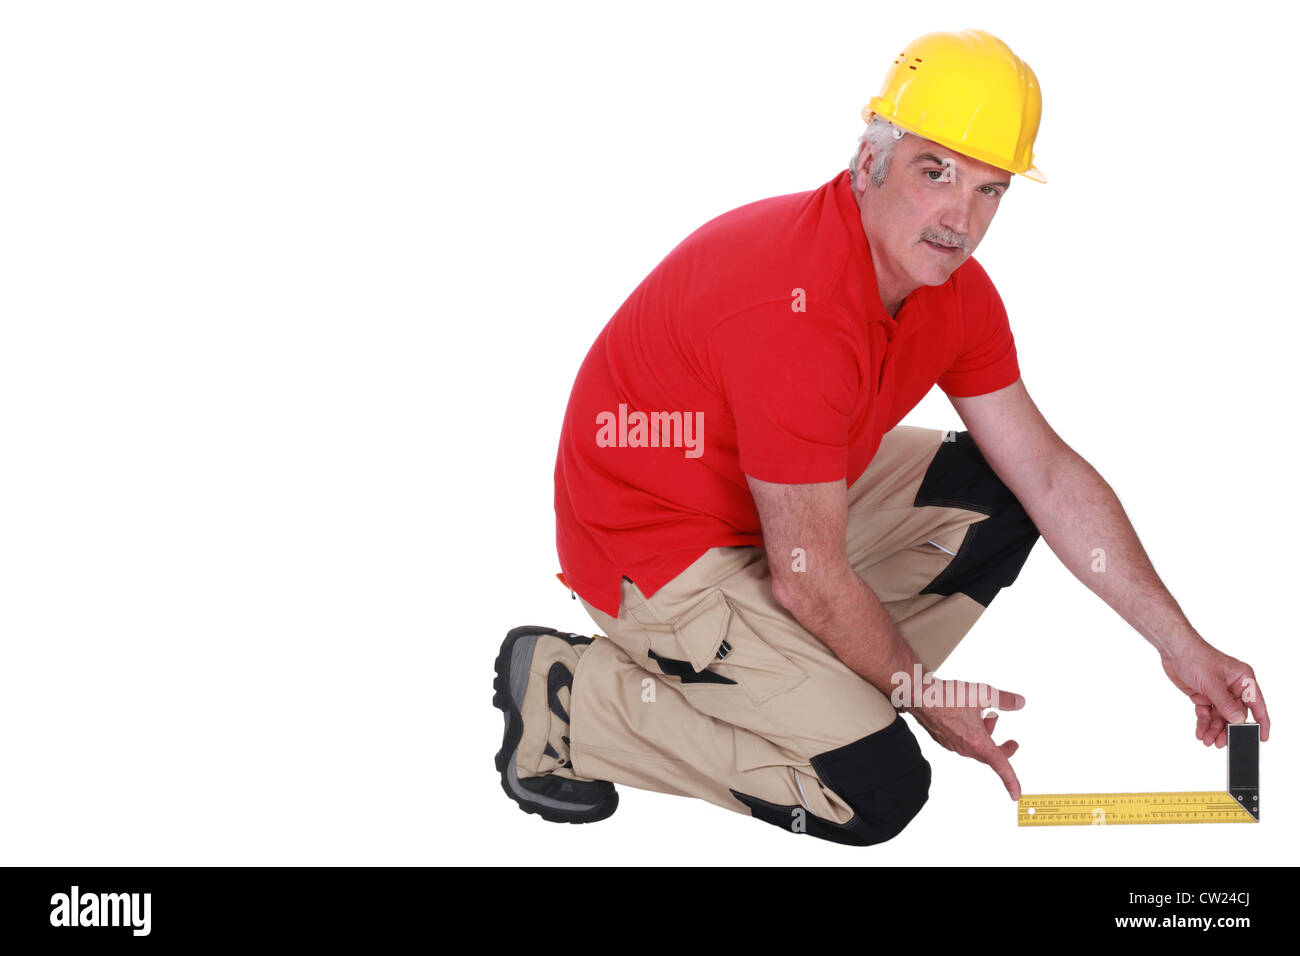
[493,625,618,823]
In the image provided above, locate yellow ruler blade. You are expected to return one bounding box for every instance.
[1018,791,1257,826]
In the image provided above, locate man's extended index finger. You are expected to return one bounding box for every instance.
[1247,686,1271,742]
[993,688,1025,711]
[986,744,1022,800]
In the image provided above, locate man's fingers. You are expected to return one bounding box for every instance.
[1203,713,1226,747]
[1254,703,1271,742]
[1201,717,1216,745]
[984,712,999,735]
[986,746,1021,800]
[1195,703,1211,741]
[1206,684,1247,725]
[992,687,1025,711]
[1244,685,1270,742]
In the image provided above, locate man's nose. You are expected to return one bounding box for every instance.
[938,194,974,239]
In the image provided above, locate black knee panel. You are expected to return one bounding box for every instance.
[915,430,1041,607]
[809,717,932,844]
[731,717,931,847]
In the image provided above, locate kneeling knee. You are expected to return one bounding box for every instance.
[812,717,931,846]
[731,717,931,847]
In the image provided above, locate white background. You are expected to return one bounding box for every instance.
[1,0,1295,866]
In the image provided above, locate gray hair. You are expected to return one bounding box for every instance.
[850,114,907,188]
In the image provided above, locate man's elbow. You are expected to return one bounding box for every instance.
[770,568,835,627]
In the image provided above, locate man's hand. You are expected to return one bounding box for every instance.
[1160,641,1270,748]
[902,680,1025,800]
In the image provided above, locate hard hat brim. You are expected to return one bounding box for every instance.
[862,105,1047,184]
[1018,164,1047,184]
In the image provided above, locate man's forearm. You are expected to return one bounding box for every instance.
[779,564,926,699]
[1028,452,1205,658]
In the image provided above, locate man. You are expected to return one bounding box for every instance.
[492,29,1270,844]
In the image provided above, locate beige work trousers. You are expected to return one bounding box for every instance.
[567,424,1040,842]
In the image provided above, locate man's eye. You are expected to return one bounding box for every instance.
[980,185,1002,197]
[925,169,944,181]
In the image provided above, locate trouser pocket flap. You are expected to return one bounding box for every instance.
[670,588,731,672]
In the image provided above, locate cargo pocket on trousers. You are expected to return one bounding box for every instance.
[717,594,809,705]
[634,588,736,689]
[663,588,808,707]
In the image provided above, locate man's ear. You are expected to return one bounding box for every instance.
[853,142,872,192]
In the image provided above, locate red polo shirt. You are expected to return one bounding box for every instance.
[554,169,1021,617]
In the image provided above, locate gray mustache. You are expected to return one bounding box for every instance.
[921,231,967,250]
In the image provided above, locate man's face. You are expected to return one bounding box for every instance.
[853,132,1010,299]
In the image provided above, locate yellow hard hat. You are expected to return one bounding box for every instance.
[863,29,1046,183]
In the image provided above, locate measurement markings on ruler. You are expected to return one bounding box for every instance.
[1016,724,1261,826]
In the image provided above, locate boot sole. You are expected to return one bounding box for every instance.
[493,625,618,824]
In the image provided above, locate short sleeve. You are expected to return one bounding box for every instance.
[707,301,862,484]
[937,258,1021,398]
